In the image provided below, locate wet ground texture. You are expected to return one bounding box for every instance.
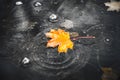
[0,0,120,80]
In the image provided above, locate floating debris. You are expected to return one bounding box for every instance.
[101,67,118,80]
[16,1,23,5]
[104,1,120,12]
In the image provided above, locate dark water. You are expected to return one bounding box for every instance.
[0,0,120,80]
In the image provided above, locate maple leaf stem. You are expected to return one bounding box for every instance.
[72,36,95,40]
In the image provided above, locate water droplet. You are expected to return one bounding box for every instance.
[26,48,29,50]
[77,40,81,43]
[106,38,110,42]
[86,34,90,36]
[49,14,57,20]
[49,14,58,22]
[34,2,42,7]
[42,37,46,40]
[40,59,43,62]
[83,31,86,33]
[16,1,23,5]
[22,57,30,64]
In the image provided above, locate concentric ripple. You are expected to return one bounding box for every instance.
[30,28,91,77]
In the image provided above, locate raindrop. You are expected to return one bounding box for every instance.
[50,14,57,20]
[49,14,58,22]
[39,26,42,28]
[106,38,110,42]
[42,37,46,40]
[16,1,23,5]
[22,57,30,64]
[77,40,81,43]
[104,38,112,44]
[34,2,42,7]
[83,31,86,34]
[26,48,29,50]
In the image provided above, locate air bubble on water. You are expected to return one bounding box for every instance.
[16,1,23,5]
[34,2,42,7]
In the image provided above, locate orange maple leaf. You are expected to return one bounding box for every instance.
[45,29,74,53]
